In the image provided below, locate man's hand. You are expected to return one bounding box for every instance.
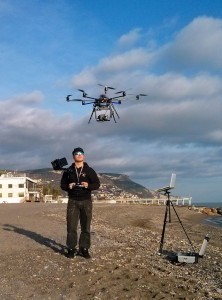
[69,183,76,189]
[81,182,89,188]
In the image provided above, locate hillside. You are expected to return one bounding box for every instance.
[23,168,154,199]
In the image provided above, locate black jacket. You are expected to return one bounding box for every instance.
[60,162,100,201]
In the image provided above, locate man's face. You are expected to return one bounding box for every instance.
[73,152,84,163]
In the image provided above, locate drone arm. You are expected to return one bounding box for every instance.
[67,97,95,105]
[83,102,94,105]
[110,94,125,101]
[66,98,83,102]
[84,95,96,100]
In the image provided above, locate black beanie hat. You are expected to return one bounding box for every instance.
[72,147,84,156]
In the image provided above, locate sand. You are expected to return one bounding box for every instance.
[0,203,221,300]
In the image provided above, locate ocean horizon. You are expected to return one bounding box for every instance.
[193,202,222,208]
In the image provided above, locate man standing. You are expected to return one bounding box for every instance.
[60,147,100,259]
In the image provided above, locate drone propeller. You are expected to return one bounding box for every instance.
[135,94,147,100]
[115,88,132,98]
[98,84,115,90]
[115,91,125,94]
[114,91,126,97]
[77,89,88,98]
[66,95,72,101]
[115,88,131,94]
[128,93,147,100]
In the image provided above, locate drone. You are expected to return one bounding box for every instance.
[66,84,147,123]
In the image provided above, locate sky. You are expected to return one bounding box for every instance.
[1,0,222,203]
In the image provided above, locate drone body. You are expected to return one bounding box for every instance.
[66,84,146,123]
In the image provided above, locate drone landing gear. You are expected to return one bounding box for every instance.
[111,103,120,122]
[88,107,96,124]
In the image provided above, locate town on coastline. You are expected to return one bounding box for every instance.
[0,171,221,216]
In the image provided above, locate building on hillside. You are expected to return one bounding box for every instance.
[0,172,42,203]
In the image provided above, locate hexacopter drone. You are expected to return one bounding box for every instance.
[66,84,147,123]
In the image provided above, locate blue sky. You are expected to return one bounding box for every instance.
[1,0,222,203]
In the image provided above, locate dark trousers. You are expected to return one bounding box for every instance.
[66,199,92,250]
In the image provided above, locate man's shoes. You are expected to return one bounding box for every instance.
[79,248,91,259]
[66,248,78,258]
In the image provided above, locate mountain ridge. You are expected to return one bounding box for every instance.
[23,168,154,199]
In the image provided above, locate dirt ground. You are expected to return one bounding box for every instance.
[0,203,221,300]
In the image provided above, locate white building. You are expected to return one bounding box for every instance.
[0,173,41,203]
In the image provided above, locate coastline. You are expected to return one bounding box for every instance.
[204,215,222,228]
[193,202,222,208]
[189,202,222,228]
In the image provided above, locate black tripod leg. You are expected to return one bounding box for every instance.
[165,191,171,223]
[170,201,196,252]
[159,200,170,254]
[168,200,171,223]
[159,190,196,255]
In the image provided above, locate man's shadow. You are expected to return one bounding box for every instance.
[3,224,67,256]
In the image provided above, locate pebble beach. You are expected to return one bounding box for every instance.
[0,203,221,300]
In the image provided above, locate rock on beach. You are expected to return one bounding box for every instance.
[188,205,222,216]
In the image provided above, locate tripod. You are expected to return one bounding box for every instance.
[159,188,195,254]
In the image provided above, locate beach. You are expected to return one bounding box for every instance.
[0,203,221,300]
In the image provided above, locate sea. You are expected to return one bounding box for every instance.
[193,202,222,208]
[193,202,222,229]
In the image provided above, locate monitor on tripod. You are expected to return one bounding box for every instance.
[156,173,176,193]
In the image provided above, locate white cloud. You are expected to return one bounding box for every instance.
[158,16,222,71]
[13,90,45,104]
[0,91,83,167]
[117,28,142,47]
[71,48,154,88]
[71,68,97,89]
[207,130,222,142]
[138,72,222,101]
[97,48,153,72]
